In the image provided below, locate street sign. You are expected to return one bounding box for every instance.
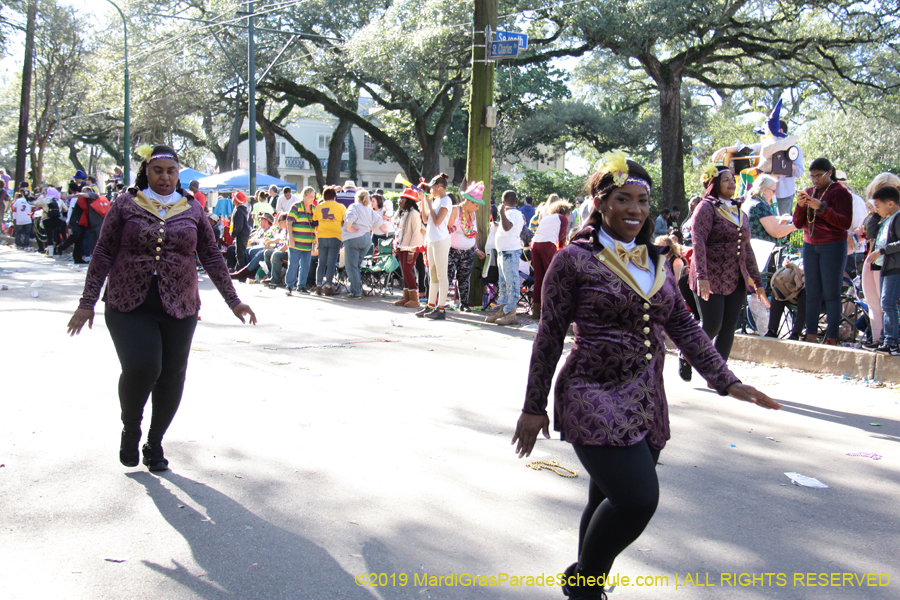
[489,40,519,60]
[496,30,528,49]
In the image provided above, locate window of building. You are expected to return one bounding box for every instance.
[362,181,369,188]
[318,134,328,149]
[363,135,377,161]
[395,182,403,189]
[281,142,286,155]
[371,182,380,189]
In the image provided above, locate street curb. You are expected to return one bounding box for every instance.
[730,334,900,384]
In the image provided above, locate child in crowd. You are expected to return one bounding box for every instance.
[866,186,900,355]
[487,190,525,325]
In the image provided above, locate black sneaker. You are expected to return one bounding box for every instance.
[862,340,879,350]
[416,306,432,318]
[142,442,169,472]
[678,356,692,382]
[119,428,141,467]
[425,308,446,320]
[299,287,311,294]
[888,346,900,357]
[875,344,894,353]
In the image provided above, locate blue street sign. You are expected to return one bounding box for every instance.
[496,30,528,49]
[490,40,519,59]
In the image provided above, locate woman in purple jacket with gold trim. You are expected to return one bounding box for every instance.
[512,152,779,600]
[67,144,256,472]
[683,165,768,381]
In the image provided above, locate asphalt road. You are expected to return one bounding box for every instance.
[1,246,898,600]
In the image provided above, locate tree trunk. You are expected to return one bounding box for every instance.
[327,118,350,185]
[68,144,86,175]
[451,157,466,185]
[657,72,687,217]
[260,116,279,178]
[347,125,358,182]
[15,0,38,187]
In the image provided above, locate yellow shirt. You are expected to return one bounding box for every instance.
[313,200,346,239]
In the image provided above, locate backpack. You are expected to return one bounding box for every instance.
[771,263,805,304]
[88,196,110,228]
[46,199,61,220]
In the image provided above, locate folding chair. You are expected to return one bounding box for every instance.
[361,238,401,296]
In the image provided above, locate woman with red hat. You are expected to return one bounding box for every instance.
[66,143,256,473]
[393,188,426,307]
[231,191,251,270]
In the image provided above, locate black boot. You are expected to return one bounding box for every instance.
[561,563,607,600]
[142,441,169,472]
[119,428,141,467]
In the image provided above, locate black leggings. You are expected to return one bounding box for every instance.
[693,278,746,361]
[105,278,198,443]
[573,440,661,579]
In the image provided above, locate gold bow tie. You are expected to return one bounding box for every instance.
[723,202,741,215]
[615,242,650,271]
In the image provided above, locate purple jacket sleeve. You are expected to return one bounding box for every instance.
[522,249,578,415]
[689,202,715,282]
[196,206,242,309]
[663,292,741,395]
[78,199,124,310]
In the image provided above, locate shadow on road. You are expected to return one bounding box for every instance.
[127,471,374,600]
[778,400,900,443]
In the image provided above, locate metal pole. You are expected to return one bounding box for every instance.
[247,1,256,196]
[107,0,130,186]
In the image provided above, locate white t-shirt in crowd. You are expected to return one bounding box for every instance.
[425,195,453,243]
[533,213,563,244]
[12,197,32,225]
[494,206,524,251]
[276,193,294,214]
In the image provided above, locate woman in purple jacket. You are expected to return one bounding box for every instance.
[512,152,779,600]
[684,166,767,381]
[67,144,256,472]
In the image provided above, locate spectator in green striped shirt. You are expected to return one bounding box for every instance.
[285,186,317,295]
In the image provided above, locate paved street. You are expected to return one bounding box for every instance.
[1,246,898,600]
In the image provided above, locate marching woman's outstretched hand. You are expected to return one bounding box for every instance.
[67,308,95,336]
[726,382,782,410]
[512,412,551,458]
[232,303,258,325]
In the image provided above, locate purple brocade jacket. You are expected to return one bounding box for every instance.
[522,228,740,449]
[78,193,241,318]
[689,197,764,296]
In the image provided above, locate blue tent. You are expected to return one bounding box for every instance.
[195,169,297,193]
[179,167,209,189]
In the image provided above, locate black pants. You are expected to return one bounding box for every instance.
[415,251,429,296]
[59,223,86,262]
[235,234,250,269]
[448,246,476,304]
[768,289,807,338]
[694,279,746,361]
[105,278,198,443]
[678,270,700,321]
[573,440,661,579]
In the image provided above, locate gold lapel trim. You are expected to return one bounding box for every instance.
[133,191,191,220]
[716,204,743,227]
[595,246,667,302]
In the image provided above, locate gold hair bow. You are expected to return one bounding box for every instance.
[135,143,153,162]
[615,242,650,271]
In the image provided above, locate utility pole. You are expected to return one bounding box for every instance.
[106,0,130,186]
[15,0,37,189]
[465,0,497,305]
[247,1,257,195]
